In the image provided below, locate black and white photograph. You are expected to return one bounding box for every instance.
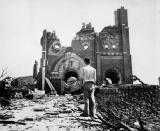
[0,0,160,130]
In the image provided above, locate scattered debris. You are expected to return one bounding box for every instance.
[64,77,82,94]
[96,83,160,131]
[45,77,57,95]
[33,107,45,112]
[0,111,14,120]
[0,94,101,130]
[45,112,59,115]
[26,89,45,100]
[0,74,160,131]
[0,120,26,125]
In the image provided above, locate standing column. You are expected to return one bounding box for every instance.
[121,25,132,84]
[33,60,38,79]
[41,30,47,90]
[96,33,101,85]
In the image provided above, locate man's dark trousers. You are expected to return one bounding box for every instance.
[83,81,96,117]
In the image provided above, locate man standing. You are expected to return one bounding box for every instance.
[80,58,96,117]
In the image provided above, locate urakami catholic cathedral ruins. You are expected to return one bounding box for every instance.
[37,7,133,94]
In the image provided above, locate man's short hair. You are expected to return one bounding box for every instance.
[84,58,90,65]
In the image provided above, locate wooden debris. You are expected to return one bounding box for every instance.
[0,120,26,125]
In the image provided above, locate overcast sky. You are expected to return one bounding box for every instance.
[0,0,159,84]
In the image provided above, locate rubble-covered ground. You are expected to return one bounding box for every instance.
[0,95,101,131]
[1,75,160,131]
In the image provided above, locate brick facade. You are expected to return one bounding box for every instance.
[39,7,132,94]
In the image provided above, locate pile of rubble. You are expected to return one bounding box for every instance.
[95,84,160,131]
[0,76,58,106]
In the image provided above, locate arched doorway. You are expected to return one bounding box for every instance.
[62,69,82,93]
[63,70,78,82]
[105,69,121,84]
[51,52,85,94]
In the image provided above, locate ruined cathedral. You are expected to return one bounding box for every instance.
[38,7,133,94]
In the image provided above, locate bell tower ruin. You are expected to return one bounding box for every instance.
[94,7,132,85]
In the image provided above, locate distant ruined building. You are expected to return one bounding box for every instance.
[38,7,133,94]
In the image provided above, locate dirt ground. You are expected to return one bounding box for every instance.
[0,95,101,131]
